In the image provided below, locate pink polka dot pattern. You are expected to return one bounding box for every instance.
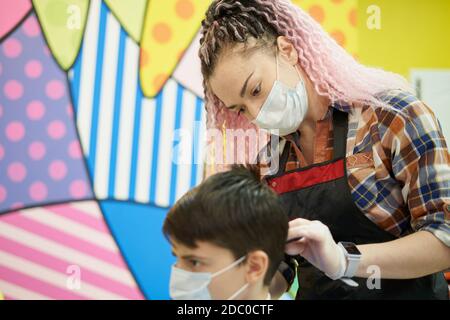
[0,13,93,212]
[5,121,25,142]
[26,100,45,120]
[67,104,74,118]
[25,60,43,78]
[22,15,40,38]
[43,45,50,56]
[4,80,24,100]
[48,160,67,181]
[0,185,7,203]
[45,80,65,100]
[2,38,22,58]
[29,181,48,201]
[28,141,46,160]
[10,202,24,210]
[47,120,66,139]
[68,140,82,159]
[7,162,27,182]
[69,180,88,199]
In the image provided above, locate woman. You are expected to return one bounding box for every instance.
[198,0,450,299]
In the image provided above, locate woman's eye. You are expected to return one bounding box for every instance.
[252,84,261,96]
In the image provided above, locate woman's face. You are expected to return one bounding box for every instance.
[209,36,303,122]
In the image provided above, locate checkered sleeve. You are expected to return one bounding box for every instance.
[386,95,450,247]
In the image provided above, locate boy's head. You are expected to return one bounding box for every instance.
[163,165,288,300]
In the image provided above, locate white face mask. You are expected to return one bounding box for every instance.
[251,49,309,136]
[169,256,248,300]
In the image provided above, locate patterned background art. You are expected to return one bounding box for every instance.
[0,0,361,300]
[292,0,358,58]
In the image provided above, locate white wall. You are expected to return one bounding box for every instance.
[411,69,450,143]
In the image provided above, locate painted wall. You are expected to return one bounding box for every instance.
[358,0,450,78]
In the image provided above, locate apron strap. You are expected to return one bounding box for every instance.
[278,139,292,173]
[331,109,349,159]
[259,138,292,178]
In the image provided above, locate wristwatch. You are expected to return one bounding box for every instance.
[338,241,362,278]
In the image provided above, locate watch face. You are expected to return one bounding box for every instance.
[341,242,361,255]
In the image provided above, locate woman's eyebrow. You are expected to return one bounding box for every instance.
[226,71,255,110]
[240,71,254,98]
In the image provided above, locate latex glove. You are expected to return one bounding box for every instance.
[285,218,347,280]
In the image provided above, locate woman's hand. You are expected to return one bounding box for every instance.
[286,219,450,280]
[285,218,346,279]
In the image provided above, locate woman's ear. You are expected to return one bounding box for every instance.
[244,250,269,284]
[276,36,299,65]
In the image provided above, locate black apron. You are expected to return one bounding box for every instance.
[264,109,448,300]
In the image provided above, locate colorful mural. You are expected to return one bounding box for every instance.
[0,0,359,299]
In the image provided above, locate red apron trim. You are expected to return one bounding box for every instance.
[267,159,345,194]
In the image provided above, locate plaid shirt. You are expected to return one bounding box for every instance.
[261,90,450,247]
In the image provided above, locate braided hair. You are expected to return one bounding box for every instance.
[199,0,412,176]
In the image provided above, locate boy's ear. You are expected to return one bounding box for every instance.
[244,250,269,284]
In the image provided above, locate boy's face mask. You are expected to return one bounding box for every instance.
[169,255,248,300]
[251,49,309,136]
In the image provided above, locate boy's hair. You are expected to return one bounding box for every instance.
[163,165,288,286]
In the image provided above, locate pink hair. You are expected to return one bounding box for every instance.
[199,0,413,176]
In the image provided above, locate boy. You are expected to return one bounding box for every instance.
[163,165,289,300]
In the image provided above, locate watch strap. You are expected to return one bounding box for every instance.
[338,242,361,278]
